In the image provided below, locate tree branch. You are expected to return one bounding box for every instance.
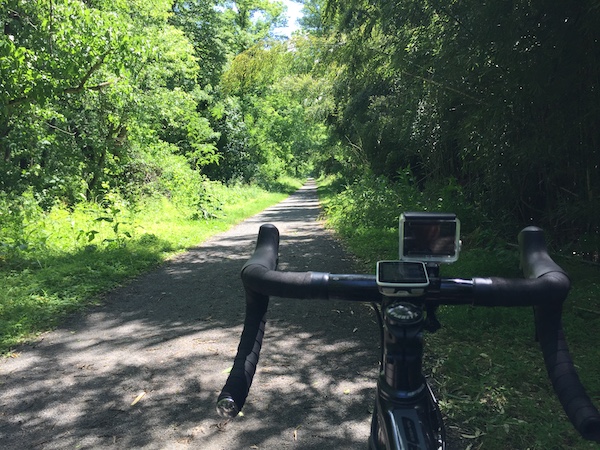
[7,51,114,108]
[400,69,483,104]
[45,121,75,136]
[75,51,111,90]
[63,80,115,95]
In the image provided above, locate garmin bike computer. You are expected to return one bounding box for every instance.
[376,260,429,297]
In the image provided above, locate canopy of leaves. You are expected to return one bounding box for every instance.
[3,0,600,247]
[319,0,600,242]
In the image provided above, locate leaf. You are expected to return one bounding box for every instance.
[131,391,146,406]
[460,429,485,439]
[294,425,301,441]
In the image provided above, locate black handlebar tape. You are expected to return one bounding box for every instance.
[518,226,600,442]
[471,273,570,307]
[242,265,330,299]
[536,305,600,442]
[217,290,268,416]
[242,268,380,302]
[217,224,280,416]
[518,226,567,278]
[472,226,571,306]
[327,274,380,302]
[241,223,280,274]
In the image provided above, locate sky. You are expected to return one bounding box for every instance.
[273,0,304,37]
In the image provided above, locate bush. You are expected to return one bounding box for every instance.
[322,170,498,260]
[123,142,224,220]
[325,171,418,233]
[0,190,50,264]
[325,169,485,233]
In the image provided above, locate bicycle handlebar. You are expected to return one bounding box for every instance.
[217,223,600,442]
[518,227,600,441]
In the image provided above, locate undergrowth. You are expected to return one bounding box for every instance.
[317,173,600,450]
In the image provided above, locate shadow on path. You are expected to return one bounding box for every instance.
[0,180,380,449]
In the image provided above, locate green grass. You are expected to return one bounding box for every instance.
[317,176,600,449]
[427,252,600,449]
[0,179,302,355]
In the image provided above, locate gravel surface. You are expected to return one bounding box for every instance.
[0,180,381,450]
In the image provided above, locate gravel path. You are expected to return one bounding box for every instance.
[0,180,380,450]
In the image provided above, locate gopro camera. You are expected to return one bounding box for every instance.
[399,212,460,263]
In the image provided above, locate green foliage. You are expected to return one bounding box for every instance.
[319,171,489,265]
[1,0,221,206]
[323,170,483,238]
[211,37,331,185]
[0,179,297,353]
[170,0,228,87]
[221,0,286,52]
[207,96,256,181]
[0,0,317,202]
[0,190,49,264]
[222,42,285,96]
[316,0,600,245]
[249,72,329,181]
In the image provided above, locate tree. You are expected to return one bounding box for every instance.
[318,0,600,239]
[1,0,219,204]
[221,0,286,52]
[210,36,330,182]
[170,0,229,87]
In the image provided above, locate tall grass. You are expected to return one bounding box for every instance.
[317,173,600,449]
[0,178,302,354]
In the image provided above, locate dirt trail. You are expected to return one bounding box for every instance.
[0,180,381,450]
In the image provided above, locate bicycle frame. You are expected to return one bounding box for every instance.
[369,299,445,450]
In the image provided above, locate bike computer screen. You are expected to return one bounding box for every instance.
[376,260,429,290]
[399,212,460,263]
